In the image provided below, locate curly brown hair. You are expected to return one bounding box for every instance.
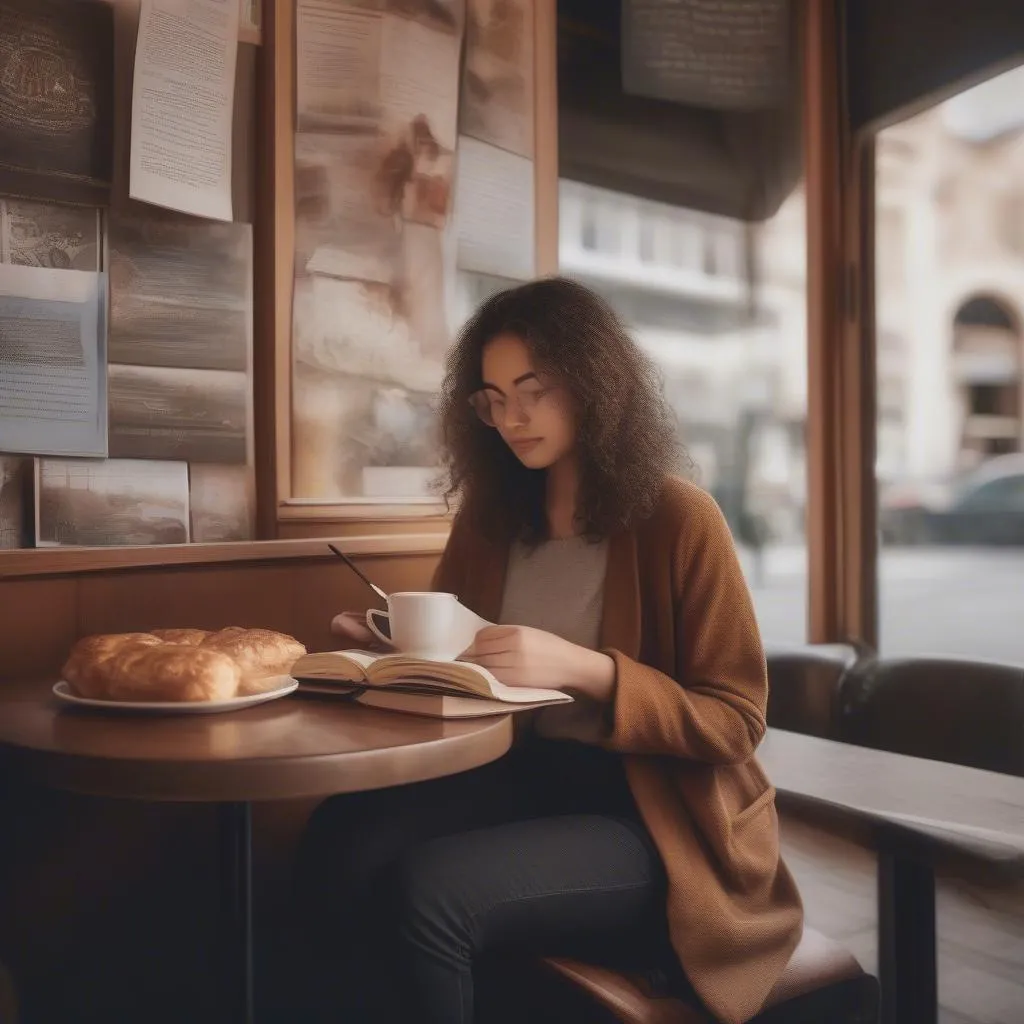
[437,276,683,543]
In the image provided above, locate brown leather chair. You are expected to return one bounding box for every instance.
[766,643,865,739]
[843,656,1024,777]
[541,926,878,1023]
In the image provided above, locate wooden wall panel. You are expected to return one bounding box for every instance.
[288,555,437,653]
[0,579,78,681]
[0,550,442,683]
[76,565,299,638]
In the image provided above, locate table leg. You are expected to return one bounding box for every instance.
[219,801,255,1024]
[878,850,937,1024]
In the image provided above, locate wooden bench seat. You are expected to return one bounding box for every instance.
[542,926,878,1023]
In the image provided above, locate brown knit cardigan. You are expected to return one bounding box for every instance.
[431,476,804,1024]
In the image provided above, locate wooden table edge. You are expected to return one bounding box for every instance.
[0,713,514,803]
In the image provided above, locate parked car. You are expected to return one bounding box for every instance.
[880,454,1024,545]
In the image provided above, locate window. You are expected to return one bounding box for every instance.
[581,205,598,250]
[875,78,1024,664]
[671,221,702,269]
[638,218,656,262]
[559,182,809,647]
[595,205,622,255]
[576,197,624,255]
[702,234,719,275]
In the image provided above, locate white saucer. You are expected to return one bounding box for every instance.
[52,677,299,715]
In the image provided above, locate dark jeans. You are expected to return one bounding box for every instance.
[294,738,684,1023]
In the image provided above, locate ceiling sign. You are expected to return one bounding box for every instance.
[622,0,790,110]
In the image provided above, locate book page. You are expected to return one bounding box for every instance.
[295,649,571,706]
[474,678,572,705]
[129,0,239,221]
[292,649,376,681]
[368,655,570,704]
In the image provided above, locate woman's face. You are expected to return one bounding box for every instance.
[478,332,575,470]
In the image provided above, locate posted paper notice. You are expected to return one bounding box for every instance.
[129,0,239,221]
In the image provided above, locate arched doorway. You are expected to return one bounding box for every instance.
[951,295,1022,466]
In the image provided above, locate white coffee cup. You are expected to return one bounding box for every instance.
[365,592,488,662]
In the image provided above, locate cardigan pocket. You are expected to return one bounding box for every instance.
[732,785,776,831]
[724,785,779,887]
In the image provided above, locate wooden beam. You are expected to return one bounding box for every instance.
[0,534,447,581]
[837,137,879,647]
[252,0,296,536]
[534,0,559,275]
[803,0,845,642]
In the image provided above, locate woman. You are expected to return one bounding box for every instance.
[301,277,802,1024]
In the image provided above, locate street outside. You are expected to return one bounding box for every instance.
[738,545,1024,665]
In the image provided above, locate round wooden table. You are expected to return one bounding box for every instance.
[0,679,514,1024]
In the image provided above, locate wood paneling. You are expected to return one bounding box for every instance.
[0,547,443,682]
[76,565,298,638]
[0,578,78,681]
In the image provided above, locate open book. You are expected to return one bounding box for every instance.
[291,649,574,719]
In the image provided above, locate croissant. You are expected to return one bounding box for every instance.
[200,627,307,695]
[62,627,306,703]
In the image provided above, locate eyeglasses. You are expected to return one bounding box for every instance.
[468,383,559,428]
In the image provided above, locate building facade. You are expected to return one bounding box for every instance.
[555,67,1024,538]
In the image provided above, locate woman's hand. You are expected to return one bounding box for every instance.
[460,625,616,703]
[330,611,393,653]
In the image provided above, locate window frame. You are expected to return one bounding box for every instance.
[804,0,879,647]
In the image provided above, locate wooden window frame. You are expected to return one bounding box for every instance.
[256,0,559,531]
[803,0,878,648]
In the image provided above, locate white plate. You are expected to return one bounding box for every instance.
[52,677,299,715]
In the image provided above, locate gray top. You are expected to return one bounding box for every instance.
[499,536,609,648]
[499,535,610,741]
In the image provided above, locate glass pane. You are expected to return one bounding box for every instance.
[559,182,809,646]
[876,67,1024,664]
